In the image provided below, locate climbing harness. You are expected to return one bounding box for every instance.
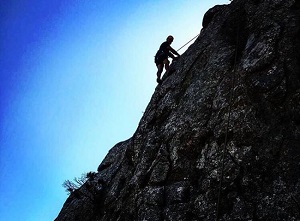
[215,24,240,221]
[176,33,200,52]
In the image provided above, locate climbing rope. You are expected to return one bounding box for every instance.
[176,33,200,52]
[215,24,240,221]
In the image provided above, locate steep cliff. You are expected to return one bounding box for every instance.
[56,0,300,220]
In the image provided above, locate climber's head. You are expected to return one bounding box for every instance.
[166,35,174,44]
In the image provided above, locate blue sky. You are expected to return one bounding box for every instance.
[0,1,228,220]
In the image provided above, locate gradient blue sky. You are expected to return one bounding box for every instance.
[0,1,228,220]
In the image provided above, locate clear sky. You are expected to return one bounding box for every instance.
[0,1,229,220]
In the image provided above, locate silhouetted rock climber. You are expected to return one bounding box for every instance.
[154,35,180,84]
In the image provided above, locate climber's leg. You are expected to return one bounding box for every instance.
[156,63,163,83]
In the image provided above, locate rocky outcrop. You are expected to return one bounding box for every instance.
[56,0,300,220]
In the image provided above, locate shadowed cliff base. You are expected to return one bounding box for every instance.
[56,0,300,220]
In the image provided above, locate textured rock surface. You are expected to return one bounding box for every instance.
[56,0,300,220]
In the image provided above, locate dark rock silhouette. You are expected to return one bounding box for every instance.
[55,0,300,220]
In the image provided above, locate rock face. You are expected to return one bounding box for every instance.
[55,0,300,220]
